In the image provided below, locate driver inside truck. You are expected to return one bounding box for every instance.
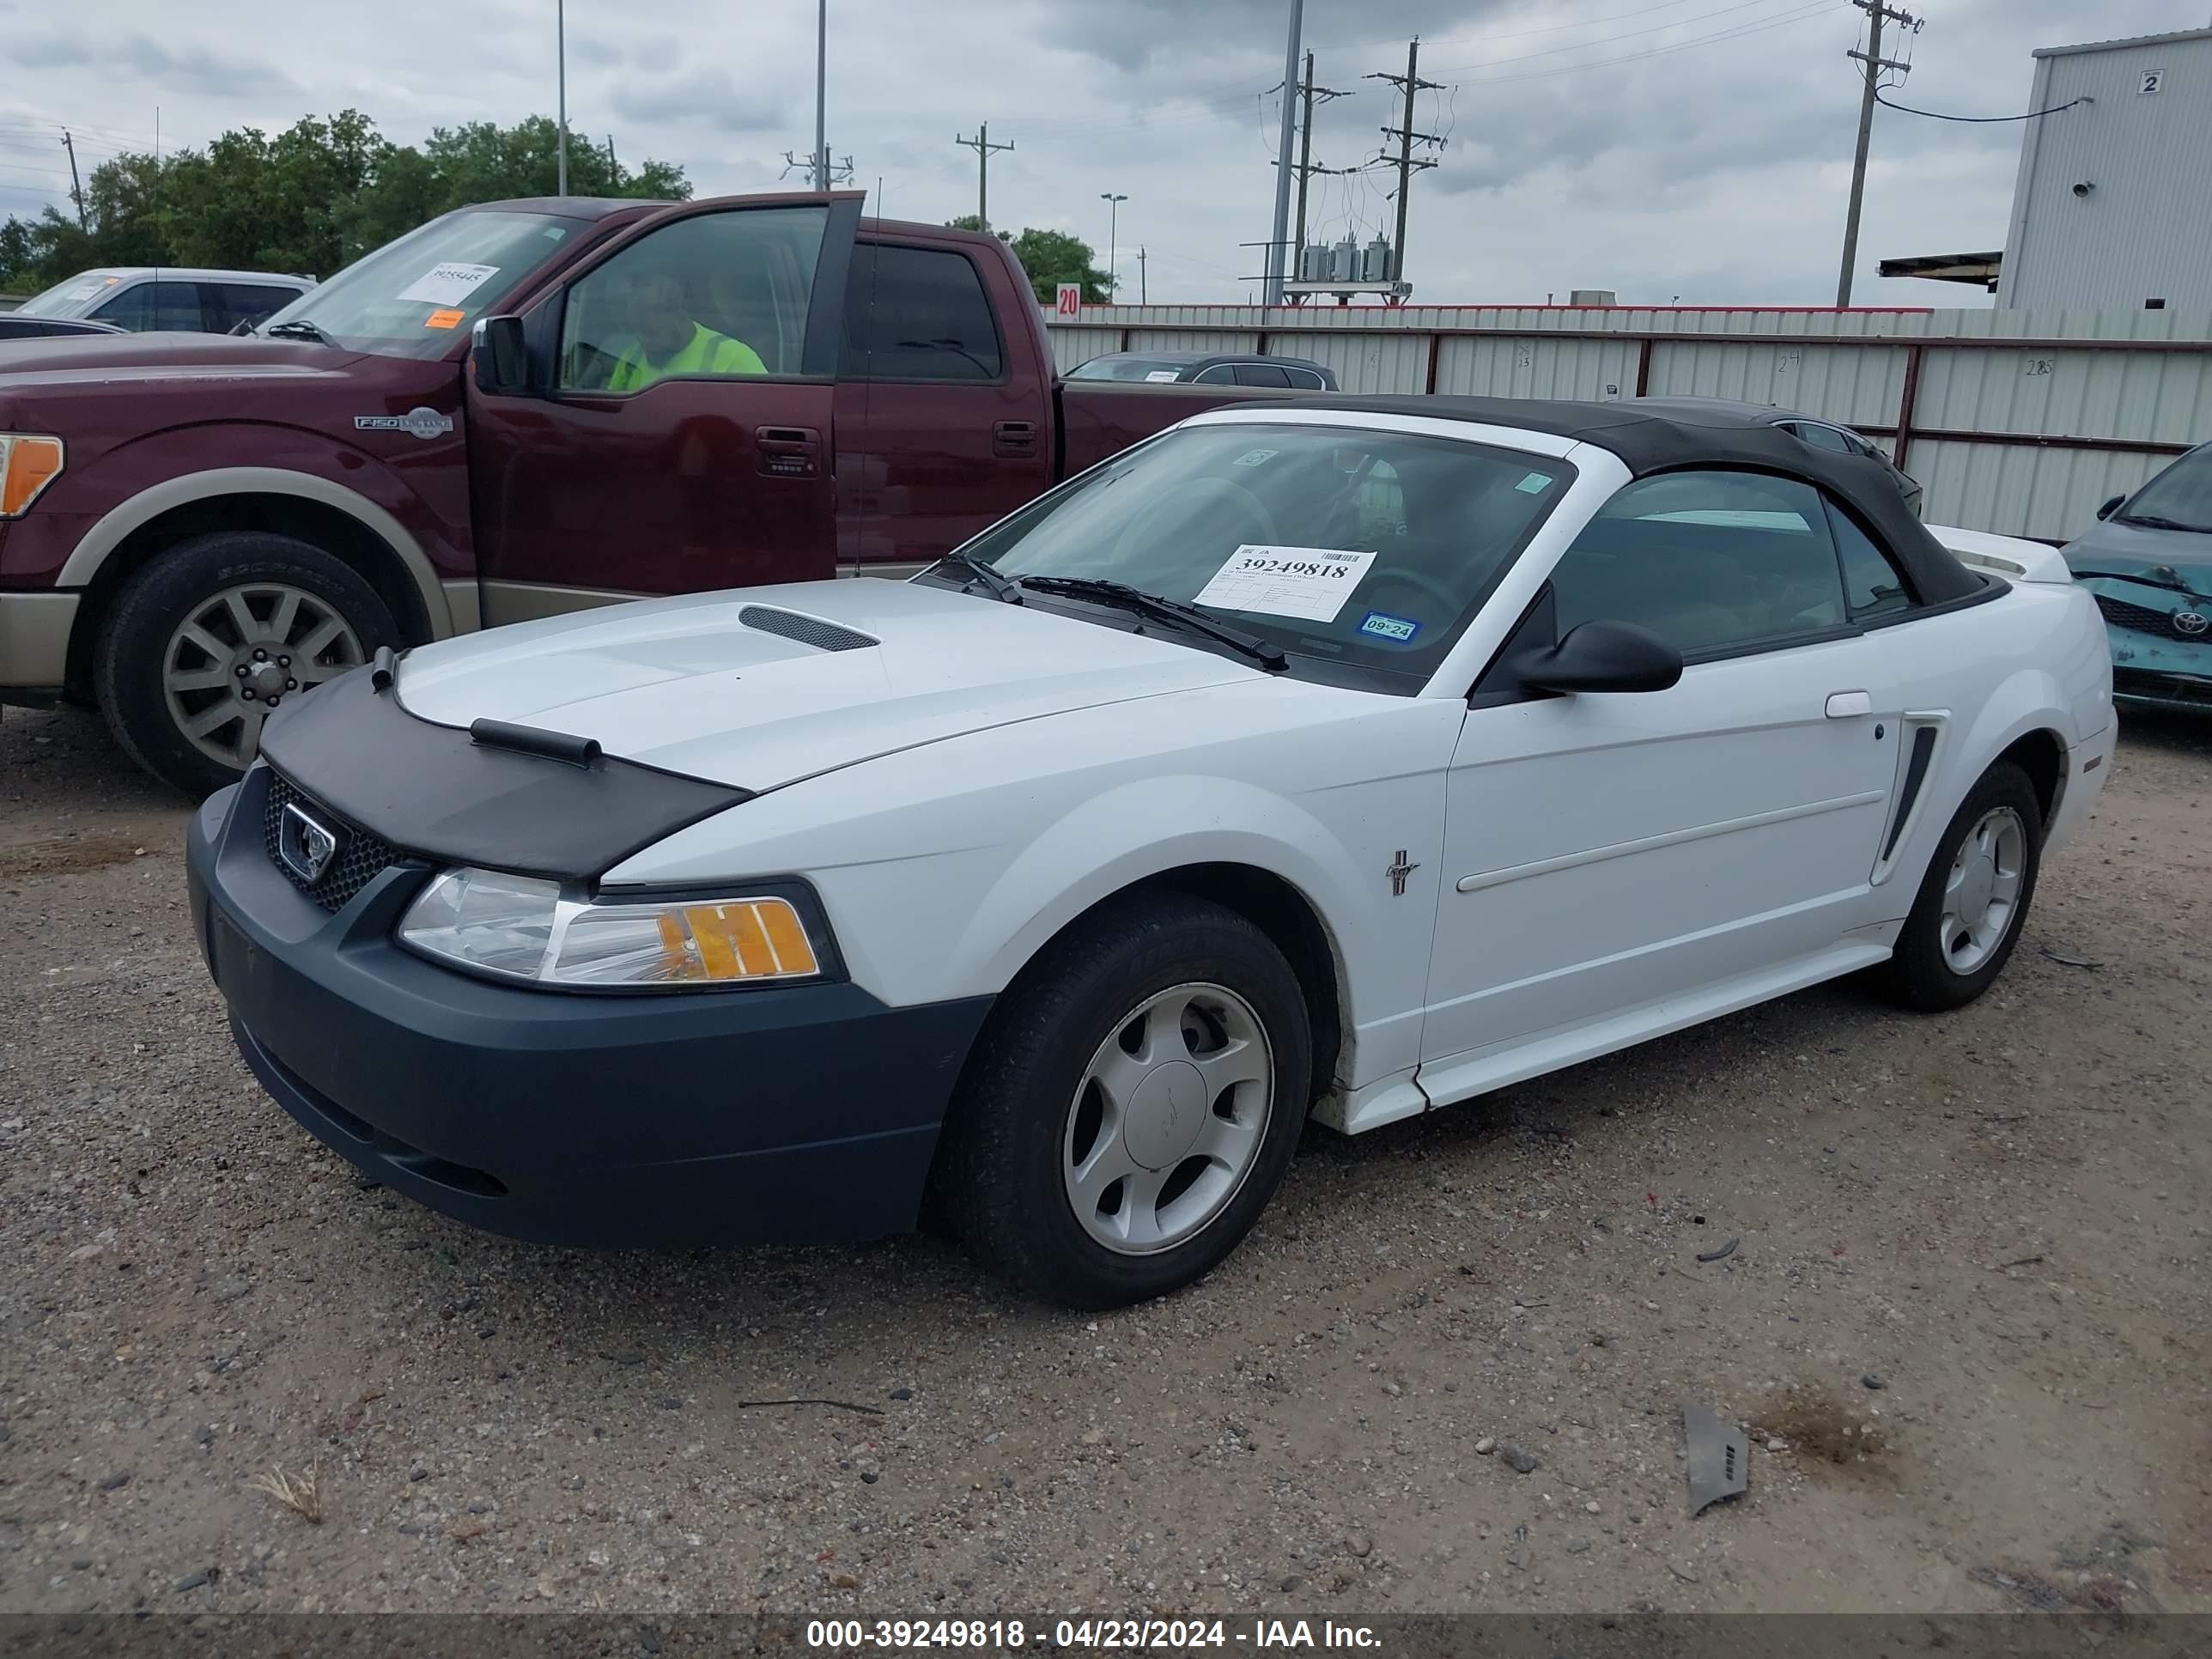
[605,268,769,391]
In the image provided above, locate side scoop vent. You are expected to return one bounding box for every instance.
[738,605,878,653]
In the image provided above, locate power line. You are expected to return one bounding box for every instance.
[1420,0,1811,77]
[1875,92,2090,123]
[1447,1,1843,86]
[1311,0,1739,55]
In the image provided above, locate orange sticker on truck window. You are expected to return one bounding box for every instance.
[424,308,465,330]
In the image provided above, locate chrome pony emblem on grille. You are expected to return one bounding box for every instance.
[2174,610,2209,638]
[278,802,342,884]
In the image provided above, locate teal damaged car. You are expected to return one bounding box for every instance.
[2062,443,2212,713]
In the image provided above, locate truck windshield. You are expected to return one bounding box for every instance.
[254,210,584,359]
[944,421,1574,686]
[15,272,120,318]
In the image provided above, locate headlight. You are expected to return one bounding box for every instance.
[0,434,64,517]
[397,867,830,989]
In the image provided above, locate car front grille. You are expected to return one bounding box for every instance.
[262,772,399,913]
[2095,592,2201,638]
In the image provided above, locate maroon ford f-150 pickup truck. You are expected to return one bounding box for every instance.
[0,190,1278,794]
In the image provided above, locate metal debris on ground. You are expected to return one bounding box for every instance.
[1682,1403,1749,1516]
[2040,947,2103,969]
[1695,1236,1741,1263]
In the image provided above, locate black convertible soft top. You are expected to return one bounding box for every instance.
[1282,394,1984,605]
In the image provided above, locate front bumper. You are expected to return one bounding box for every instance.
[186,769,994,1248]
[0,589,77,699]
[2087,582,2212,713]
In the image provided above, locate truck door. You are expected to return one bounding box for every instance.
[834,236,1055,575]
[467,197,859,620]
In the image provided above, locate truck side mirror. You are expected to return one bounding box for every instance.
[471,315,529,398]
[2095,494,2125,520]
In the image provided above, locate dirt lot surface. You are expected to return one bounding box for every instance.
[2,702,2206,1620]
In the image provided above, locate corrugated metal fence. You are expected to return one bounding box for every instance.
[1048,304,2212,542]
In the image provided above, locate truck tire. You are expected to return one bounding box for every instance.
[1876,759,2044,1012]
[934,893,1312,1308]
[94,532,399,799]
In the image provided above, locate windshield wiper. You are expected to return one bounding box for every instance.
[263,318,338,347]
[2114,512,2212,534]
[928,550,1024,603]
[1017,576,1288,671]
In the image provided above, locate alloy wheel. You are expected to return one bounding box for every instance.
[161,584,366,769]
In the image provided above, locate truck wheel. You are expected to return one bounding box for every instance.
[94,532,398,799]
[1877,760,2044,1012]
[935,894,1312,1309]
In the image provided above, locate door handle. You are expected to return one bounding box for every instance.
[755,426,821,478]
[993,420,1039,459]
[1825,690,1873,719]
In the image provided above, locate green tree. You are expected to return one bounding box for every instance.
[0,112,691,294]
[945,217,1110,303]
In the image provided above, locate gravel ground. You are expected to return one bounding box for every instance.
[1,702,2206,1619]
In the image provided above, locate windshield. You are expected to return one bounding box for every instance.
[945,422,1574,686]
[256,210,583,359]
[2117,445,2212,534]
[15,271,120,319]
[1066,356,1190,382]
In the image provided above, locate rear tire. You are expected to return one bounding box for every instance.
[94,532,398,799]
[1877,759,2043,1012]
[934,894,1312,1309]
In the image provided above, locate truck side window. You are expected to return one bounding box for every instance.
[91,280,202,332]
[841,245,1004,382]
[558,205,827,392]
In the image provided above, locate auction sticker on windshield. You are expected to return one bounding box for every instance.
[398,263,500,307]
[1194,545,1376,623]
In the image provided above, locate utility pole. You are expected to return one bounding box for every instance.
[955,125,1014,234]
[58,128,86,230]
[813,0,829,191]
[1101,192,1127,299]
[1264,0,1304,306]
[1368,39,1445,288]
[1138,246,1147,305]
[1837,0,1917,307]
[556,0,568,196]
[1291,52,1350,276]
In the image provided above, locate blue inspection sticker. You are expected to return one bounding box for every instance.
[1515,471,1555,494]
[1359,610,1421,643]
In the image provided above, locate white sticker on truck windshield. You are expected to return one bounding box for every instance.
[398,262,500,306]
[1194,544,1376,623]
[1144,370,1181,383]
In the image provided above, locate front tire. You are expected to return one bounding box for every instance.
[94,532,398,799]
[936,894,1313,1308]
[1878,759,2044,1012]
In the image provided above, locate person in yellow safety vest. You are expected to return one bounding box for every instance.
[607,270,767,391]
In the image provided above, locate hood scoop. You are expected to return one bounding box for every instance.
[738,605,878,653]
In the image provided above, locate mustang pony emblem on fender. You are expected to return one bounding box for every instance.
[1388,850,1420,896]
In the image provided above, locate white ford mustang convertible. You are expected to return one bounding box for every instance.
[187,398,2115,1306]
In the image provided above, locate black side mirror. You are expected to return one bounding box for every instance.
[1522,619,1683,696]
[471,315,529,397]
[2095,494,2125,521]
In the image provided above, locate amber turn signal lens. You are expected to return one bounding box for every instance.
[0,434,64,518]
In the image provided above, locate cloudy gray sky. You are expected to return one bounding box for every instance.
[0,0,2197,307]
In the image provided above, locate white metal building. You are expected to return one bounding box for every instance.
[1997,26,2212,311]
